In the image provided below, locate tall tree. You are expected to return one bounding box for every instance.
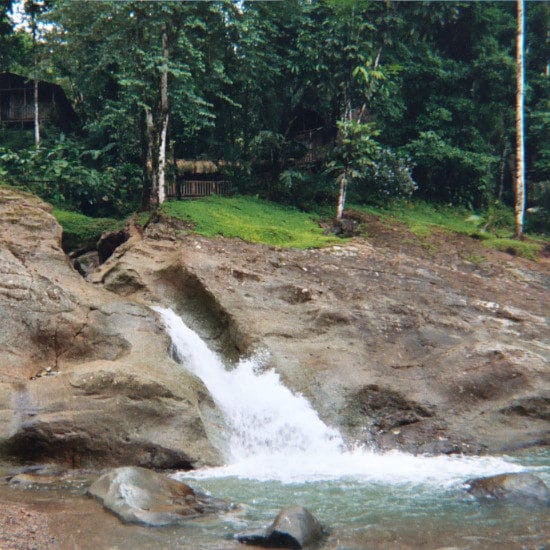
[25,0,42,147]
[515,0,525,238]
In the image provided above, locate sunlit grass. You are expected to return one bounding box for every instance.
[161,195,340,249]
[52,208,124,250]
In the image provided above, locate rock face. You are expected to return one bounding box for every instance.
[1,186,549,461]
[87,466,230,526]
[236,506,323,549]
[0,188,223,468]
[466,473,550,505]
[90,214,550,454]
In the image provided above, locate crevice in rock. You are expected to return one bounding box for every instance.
[150,264,247,359]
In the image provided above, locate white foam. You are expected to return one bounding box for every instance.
[154,307,523,485]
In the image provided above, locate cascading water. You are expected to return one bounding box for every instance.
[153,307,524,485]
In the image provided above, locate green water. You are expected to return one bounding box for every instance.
[169,451,549,549]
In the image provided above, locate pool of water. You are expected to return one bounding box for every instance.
[170,449,549,549]
[148,307,550,548]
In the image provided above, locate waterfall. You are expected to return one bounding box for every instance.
[154,307,523,485]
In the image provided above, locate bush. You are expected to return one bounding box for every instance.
[0,137,142,216]
[352,148,417,204]
[406,131,498,207]
[525,181,550,234]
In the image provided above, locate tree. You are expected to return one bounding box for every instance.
[514,0,525,238]
[24,0,47,148]
[327,120,378,220]
[49,0,229,209]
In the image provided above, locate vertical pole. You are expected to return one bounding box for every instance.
[514,0,525,239]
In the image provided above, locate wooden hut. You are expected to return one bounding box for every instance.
[0,72,76,130]
[166,159,230,200]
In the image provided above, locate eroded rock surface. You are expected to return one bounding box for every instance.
[92,213,550,454]
[0,188,223,468]
[88,466,230,526]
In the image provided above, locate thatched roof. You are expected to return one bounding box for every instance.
[175,159,230,175]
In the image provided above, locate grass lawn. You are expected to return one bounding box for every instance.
[161,195,340,249]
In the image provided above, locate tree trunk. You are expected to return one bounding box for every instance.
[157,24,169,206]
[336,171,347,220]
[514,0,525,239]
[158,113,168,204]
[32,16,40,148]
[141,109,154,211]
[144,25,170,209]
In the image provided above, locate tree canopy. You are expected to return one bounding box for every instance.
[0,0,547,230]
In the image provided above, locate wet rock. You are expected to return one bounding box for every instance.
[342,384,433,433]
[9,472,60,486]
[87,466,230,526]
[465,473,550,505]
[236,505,323,549]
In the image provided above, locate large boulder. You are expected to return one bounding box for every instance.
[0,188,223,468]
[466,473,550,505]
[236,506,324,549]
[88,466,230,526]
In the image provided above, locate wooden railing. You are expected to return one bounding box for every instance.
[166,180,230,200]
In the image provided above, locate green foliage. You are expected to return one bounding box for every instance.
[326,121,416,205]
[161,195,339,249]
[0,137,142,216]
[278,169,335,210]
[1,0,547,222]
[525,183,550,234]
[406,131,498,206]
[52,208,124,251]
[481,201,516,231]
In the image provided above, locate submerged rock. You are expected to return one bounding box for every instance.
[465,473,550,505]
[87,466,230,526]
[236,505,323,548]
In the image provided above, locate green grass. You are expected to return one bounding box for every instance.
[52,208,124,251]
[357,200,482,237]
[161,195,340,249]
[482,237,542,261]
[354,199,546,260]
